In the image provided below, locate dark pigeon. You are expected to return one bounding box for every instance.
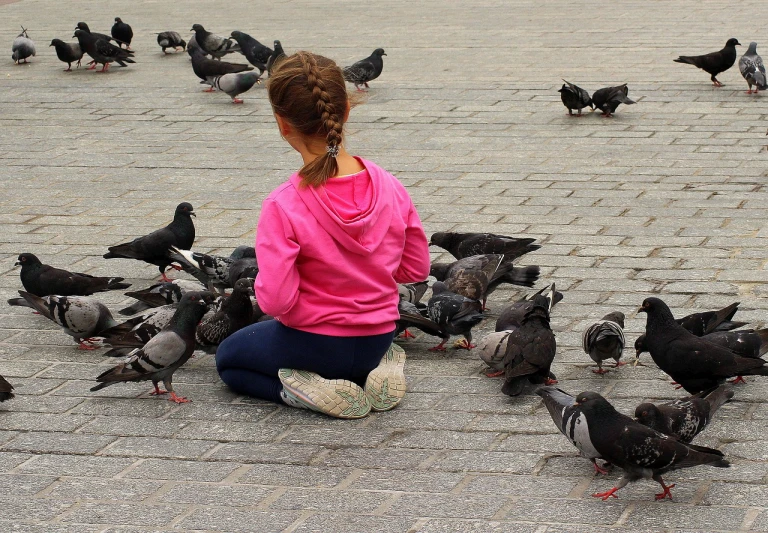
[429,231,540,261]
[75,22,119,46]
[639,297,768,394]
[398,281,429,308]
[396,298,444,341]
[50,39,82,71]
[573,391,729,501]
[426,281,483,351]
[195,279,253,349]
[186,35,204,58]
[582,312,626,374]
[103,202,196,281]
[213,71,261,103]
[558,79,594,116]
[111,17,133,49]
[343,48,386,91]
[536,386,609,474]
[396,281,430,338]
[10,253,130,299]
[674,38,741,87]
[91,292,209,403]
[18,291,117,350]
[266,40,286,75]
[118,279,206,316]
[168,245,257,292]
[190,48,253,91]
[635,385,733,443]
[100,304,179,357]
[500,294,557,396]
[591,84,634,117]
[12,27,35,64]
[739,42,768,94]
[0,375,14,402]
[190,24,240,59]
[74,29,135,72]
[157,31,186,54]
[698,328,768,359]
[230,30,272,73]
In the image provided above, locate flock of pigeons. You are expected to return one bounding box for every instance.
[558,38,768,117]
[12,20,387,104]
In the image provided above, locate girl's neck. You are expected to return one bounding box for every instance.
[296,144,365,178]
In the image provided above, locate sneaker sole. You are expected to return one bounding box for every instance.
[365,343,406,411]
[278,369,371,419]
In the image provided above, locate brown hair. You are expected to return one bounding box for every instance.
[267,51,348,187]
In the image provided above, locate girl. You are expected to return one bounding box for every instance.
[215,51,431,419]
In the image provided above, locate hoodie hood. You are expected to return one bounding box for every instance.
[291,158,394,256]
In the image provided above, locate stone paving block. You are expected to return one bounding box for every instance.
[174,508,301,533]
[3,432,115,454]
[0,473,56,497]
[159,483,274,506]
[385,493,510,519]
[238,463,354,488]
[430,450,542,474]
[624,502,748,530]
[122,458,241,482]
[59,501,187,527]
[101,436,218,460]
[293,514,418,533]
[45,478,165,502]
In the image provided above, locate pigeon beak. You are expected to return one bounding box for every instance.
[637,307,646,314]
[189,211,196,217]
[14,261,21,266]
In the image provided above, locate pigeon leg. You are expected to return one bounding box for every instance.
[567,109,573,116]
[592,367,610,374]
[149,382,168,396]
[87,62,97,70]
[98,63,110,73]
[592,487,620,500]
[160,272,173,282]
[653,475,675,501]
[592,459,610,475]
[232,98,244,104]
[544,377,558,385]
[77,340,98,351]
[164,379,190,404]
[398,330,416,339]
[485,369,504,378]
[613,361,627,367]
[64,65,72,72]
[428,339,448,352]
[203,87,216,93]
[729,376,747,384]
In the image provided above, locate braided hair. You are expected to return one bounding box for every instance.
[267,51,349,186]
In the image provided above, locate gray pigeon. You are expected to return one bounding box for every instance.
[343,48,386,91]
[157,31,186,54]
[168,245,257,293]
[119,279,206,316]
[12,27,35,64]
[739,42,768,94]
[49,39,82,71]
[190,24,240,59]
[0,375,14,402]
[213,71,261,103]
[195,279,253,349]
[91,292,209,403]
[18,291,117,350]
[426,281,483,351]
[591,84,635,117]
[101,304,179,357]
[582,312,626,374]
[558,79,594,116]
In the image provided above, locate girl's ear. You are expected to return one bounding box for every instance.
[343,100,351,122]
[275,113,292,137]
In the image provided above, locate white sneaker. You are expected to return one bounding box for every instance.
[278,368,371,419]
[365,343,406,411]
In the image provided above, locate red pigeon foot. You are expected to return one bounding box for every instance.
[593,461,610,475]
[544,377,558,385]
[729,376,747,384]
[204,87,216,92]
[150,384,168,396]
[398,330,415,339]
[592,368,610,374]
[232,98,244,104]
[593,487,619,501]
[485,369,504,378]
[655,482,675,501]
[168,392,190,404]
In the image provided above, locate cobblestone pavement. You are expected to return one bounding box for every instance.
[0,0,767,531]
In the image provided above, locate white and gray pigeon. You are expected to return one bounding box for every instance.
[157,31,186,54]
[739,42,768,94]
[12,27,36,64]
[190,24,240,59]
[582,311,626,374]
[343,48,386,91]
[213,71,261,103]
[100,304,180,358]
[18,291,117,350]
[119,279,206,316]
[90,292,209,404]
[168,245,257,293]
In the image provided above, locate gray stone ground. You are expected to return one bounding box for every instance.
[0,0,767,531]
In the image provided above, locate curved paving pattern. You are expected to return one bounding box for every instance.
[0,0,767,531]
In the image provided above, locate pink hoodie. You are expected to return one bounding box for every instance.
[254,158,431,336]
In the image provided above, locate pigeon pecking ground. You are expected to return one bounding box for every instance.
[0,0,768,532]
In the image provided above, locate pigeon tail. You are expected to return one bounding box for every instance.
[702,385,734,414]
[501,265,540,288]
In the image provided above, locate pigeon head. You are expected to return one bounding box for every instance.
[638,297,675,320]
[191,24,205,33]
[431,281,450,296]
[602,311,625,328]
[429,263,451,281]
[634,334,648,357]
[115,17,122,23]
[429,231,456,249]
[373,48,386,57]
[231,31,243,40]
[15,253,41,268]
[233,278,254,295]
[73,29,87,41]
[230,245,255,260]
[76,22,90,33]
[49,39,62,47]
[747,42,758,54]
[574,391,615,416]
[175,202,196,218]
[173,292,212,325]
[726,38,741,47]
[634,402,663,428]
[524,294,551,325]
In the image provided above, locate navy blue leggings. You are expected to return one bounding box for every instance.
[215,320,395,403]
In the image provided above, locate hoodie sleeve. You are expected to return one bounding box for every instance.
[394,202,431,283]
[254,198,301,317]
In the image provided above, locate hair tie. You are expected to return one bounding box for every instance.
[326,145,340,158]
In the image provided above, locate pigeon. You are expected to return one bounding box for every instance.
[91,292,209,404]
[674,38,741,87]
[572,391,729,501]
[49,39,83,71]
[591,84,634,117]
[111,17,133,49]
[396,298,444,341]
[103,202,196,281]
[74,29,135,72]
[75,22,118,45]
[558,79,594,116]
[500,294,557,396]
[168,245,257,292]
[536,386,608,474]
[190,48,253,91]
[157,31,186,54]
[343,48,386,91]
[190,25,240,59]
[479,283,561,377]
[398,281,429,308]
[429,232,540,261]
[212,71,261,103]
[266,40,286,75]
[186,35,204,58]
[118,279,206,316]
[426,281,483,351]
[639,297,768,394]
[634,301,746,356]
[696,328,768,359]
[635,385,733,443]
[582,312,626,374]
[430,254,540,308]
[0,375,14,402]
[739,42,768,94]
[396,281,430,338]
[195,279,253,349]
[100,304,179,357]
[12,27,35,64]
[230,30,272,73]
[8,253,130,301]
[18,291,117,350]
